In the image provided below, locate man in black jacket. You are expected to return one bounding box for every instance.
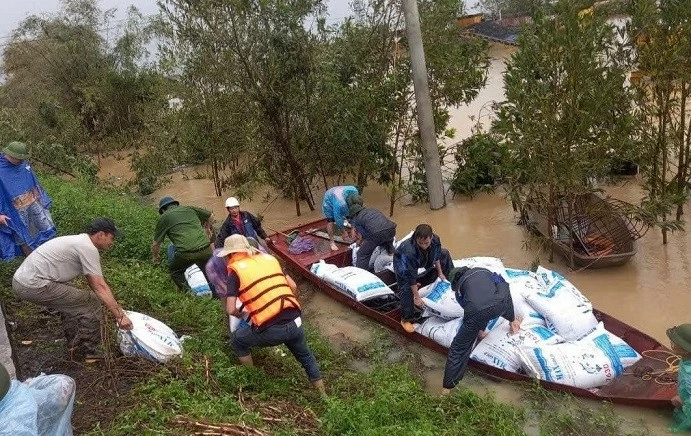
[441,267,522,394]
[214,197,268,250]
[346,194,397,271]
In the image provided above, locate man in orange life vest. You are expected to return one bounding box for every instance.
[217,234,324,393]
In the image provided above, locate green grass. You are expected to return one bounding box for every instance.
[0,173,643,435]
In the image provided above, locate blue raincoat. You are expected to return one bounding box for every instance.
[0,155,56,260]
[321,185,358,229]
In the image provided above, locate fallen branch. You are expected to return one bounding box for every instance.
[173,416,268,436]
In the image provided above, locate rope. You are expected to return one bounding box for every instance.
[624,349,680,385]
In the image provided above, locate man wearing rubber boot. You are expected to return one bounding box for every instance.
[12,218,132,360]
[152,196,214,292]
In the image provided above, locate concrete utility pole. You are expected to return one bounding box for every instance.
[401,0,446,210]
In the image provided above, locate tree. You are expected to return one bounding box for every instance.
[494,0,636,265]
[626,0,691,243]
[0,0,165,164]
[159,0,329,214]
[158,0,490,215]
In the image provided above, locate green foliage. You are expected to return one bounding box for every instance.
[494,0,636,220]
[625,0,691,241]
[0,0,168,168]
[39,174,157,261]
[450,133,506,197]
[31,142,99,180]
[322,365,524,435]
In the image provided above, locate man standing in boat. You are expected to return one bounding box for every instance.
[393,224,453,333]
[322,185,358,251]
[441,267,521,395]
[217,234,325,393]
[346,194,396,272]
[213,196,268,252]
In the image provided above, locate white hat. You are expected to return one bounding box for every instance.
[225,197,240,208]
[216,234,257,257]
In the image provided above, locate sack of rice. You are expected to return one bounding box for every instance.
[471,318,563,372]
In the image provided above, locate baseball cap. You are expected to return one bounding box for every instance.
[86,217,122,237]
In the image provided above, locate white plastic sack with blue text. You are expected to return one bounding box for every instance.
[117,310,183,363]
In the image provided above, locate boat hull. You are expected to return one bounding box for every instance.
[267,218,675,409]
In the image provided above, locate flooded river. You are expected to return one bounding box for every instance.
[98,42,683,433]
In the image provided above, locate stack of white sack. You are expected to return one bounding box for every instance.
[524,266,598,341]
[516,322,641,389]
[117,310,183,364]
[470,318,564,372]
[412,263,641,389]
[414,257,509,347]
[310,261,394,302]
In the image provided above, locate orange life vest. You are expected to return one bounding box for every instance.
[227,252,300,327]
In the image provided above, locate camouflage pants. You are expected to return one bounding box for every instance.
[12,278,103,355]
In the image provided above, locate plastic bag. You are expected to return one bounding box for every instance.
[0,375,76,436]
[25,375,76,436]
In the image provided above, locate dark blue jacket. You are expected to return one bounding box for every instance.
[351,208,396,240]
[393,234,443,292]
[451,267,515,319]
[214,211,267,248]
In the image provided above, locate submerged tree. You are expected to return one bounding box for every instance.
[494,0,636,265]
[626,0,691,243]
[158,0,489,215]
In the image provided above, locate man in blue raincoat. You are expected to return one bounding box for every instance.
[0,142,56,260]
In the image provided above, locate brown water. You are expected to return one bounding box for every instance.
[97,42,684,433]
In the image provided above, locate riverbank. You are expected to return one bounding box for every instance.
[0,174,668,434]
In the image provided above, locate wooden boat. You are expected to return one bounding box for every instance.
[522,193,647,269]
[267,218,676,409]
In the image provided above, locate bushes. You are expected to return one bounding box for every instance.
[450,133,506,197]
[40,175,157,261]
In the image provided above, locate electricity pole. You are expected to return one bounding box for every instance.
[401,0,445,209]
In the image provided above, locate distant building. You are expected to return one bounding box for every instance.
[457,13,525,46]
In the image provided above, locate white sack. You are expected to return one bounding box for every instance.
[470,318,563,372]
[421,278,464,319]
[322,266,394,302]
[504,269,546,327]
[524,276,597,341]
[517,334,633,389]
[117,310,183,363]
[414,316,464,348]
[310,260,339,278]
[184,264,211,297]
[453,257,508,281]
[581,322,641,369]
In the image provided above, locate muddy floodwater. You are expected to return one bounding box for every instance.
[97,42,685,433]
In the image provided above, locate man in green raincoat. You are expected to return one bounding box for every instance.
[667,324,691,433]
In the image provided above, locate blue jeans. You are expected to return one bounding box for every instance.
[231,318,322,382]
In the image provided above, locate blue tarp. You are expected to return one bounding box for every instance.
[0,155,56,260]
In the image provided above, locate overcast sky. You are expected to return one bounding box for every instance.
[0,0,353,41]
